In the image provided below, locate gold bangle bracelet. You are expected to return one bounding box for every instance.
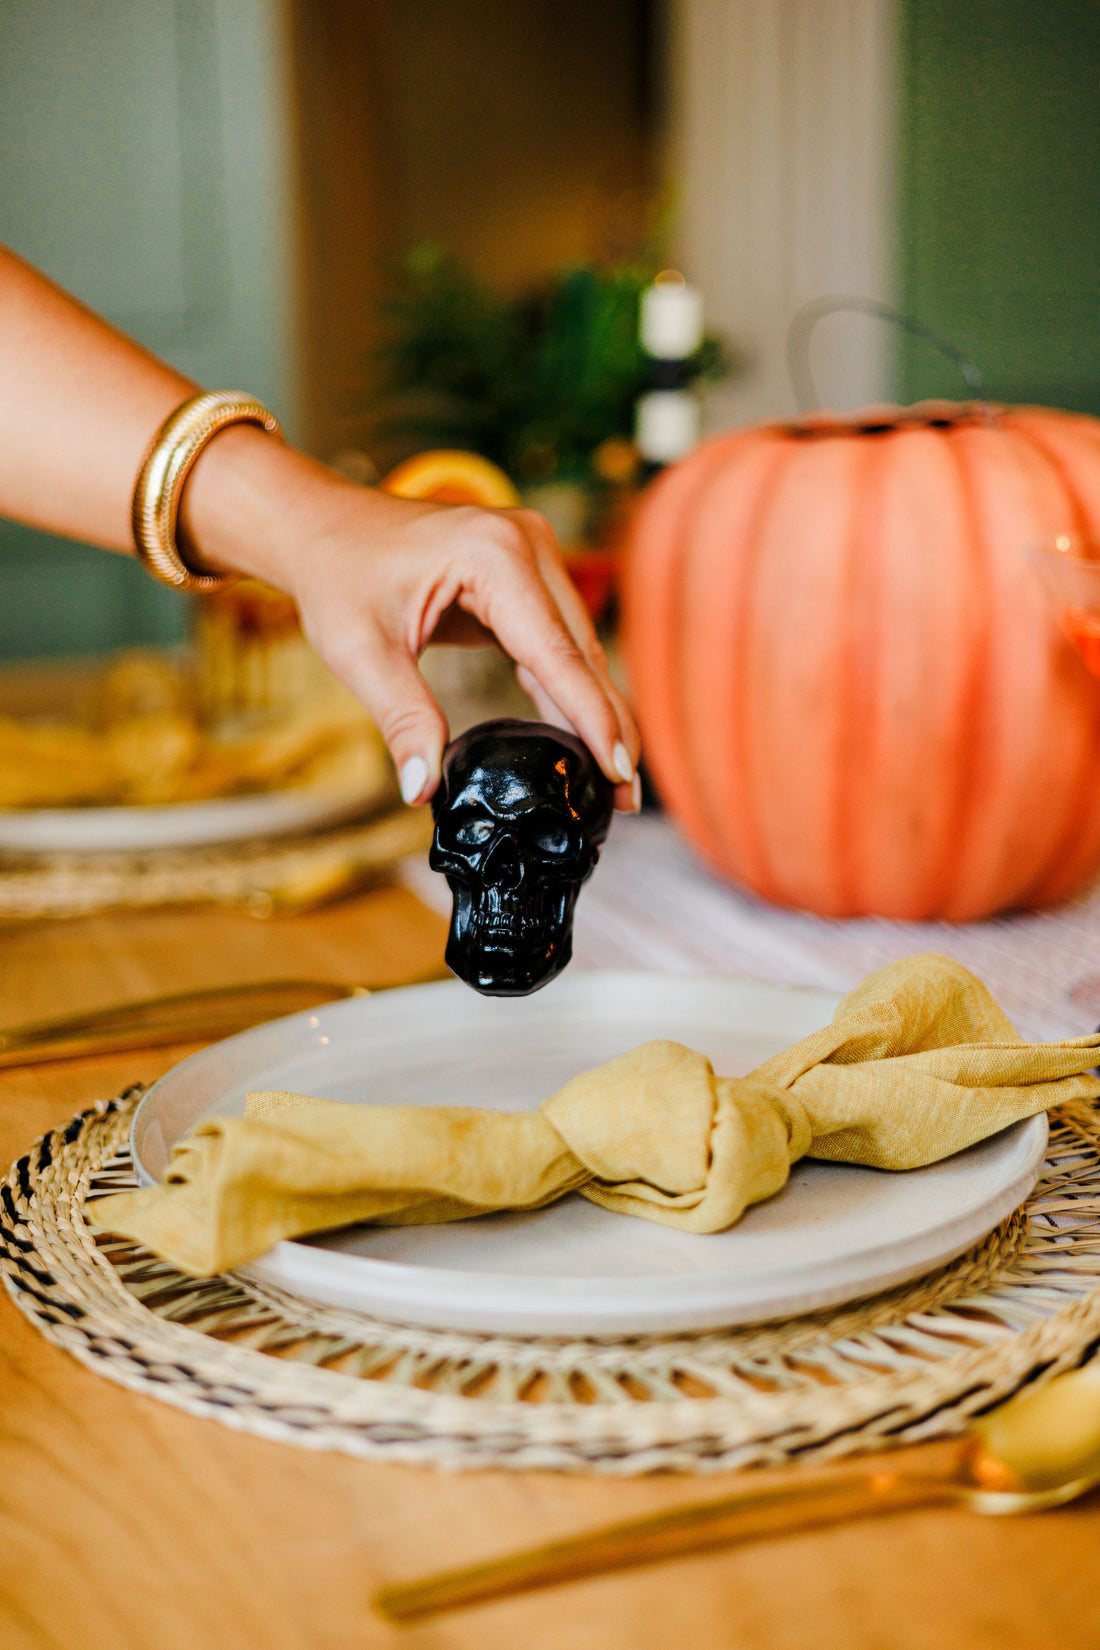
[131,391,285,592]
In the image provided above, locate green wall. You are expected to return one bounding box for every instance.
[0,0,296,661]
[4,3,1100,657]
[898,0,1100,411]
[0,523,185,660]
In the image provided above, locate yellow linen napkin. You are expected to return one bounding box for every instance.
[90,954,1100,1276]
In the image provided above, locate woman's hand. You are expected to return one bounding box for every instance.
[0,245,637,804]
[0,247,639,808]
[0,246,636,804]
[287,493,640,810]
[182,428,641,810]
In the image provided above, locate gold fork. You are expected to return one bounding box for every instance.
[374,1361,1100,1624]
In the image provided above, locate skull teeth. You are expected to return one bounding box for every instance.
[478,914,540,933]
[470,905,548,942]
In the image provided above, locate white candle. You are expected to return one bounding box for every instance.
[635,390,701,464]
[640,274,705,359]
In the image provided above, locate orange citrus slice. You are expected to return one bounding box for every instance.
[381,450,521,509]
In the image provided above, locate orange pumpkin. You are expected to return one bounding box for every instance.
[622,403,1100,920]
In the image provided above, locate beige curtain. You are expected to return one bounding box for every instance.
[665,0,899,427]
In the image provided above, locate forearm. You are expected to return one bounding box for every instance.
[0,244,196,552]
[0,244,370,591]
[0,242,639,799]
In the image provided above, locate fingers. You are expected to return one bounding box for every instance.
[516,663,640,814]
[506,510,640,810]
[311,621,449,804]
[615,774,641,814]
[426,544,641,810]
[465,537,631,791]
[514,662,574,735]
[292,491,641,813]
[515,511,640,767]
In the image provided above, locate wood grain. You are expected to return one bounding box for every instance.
[1,882,1099,1648]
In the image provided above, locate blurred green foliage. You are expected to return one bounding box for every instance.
[375,245,731,484]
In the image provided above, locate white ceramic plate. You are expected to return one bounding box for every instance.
[0,657,385,852]
[131,973,1047,1336]
[0,781,379,853]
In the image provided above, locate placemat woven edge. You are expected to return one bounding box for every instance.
[4,1091,1100,1474]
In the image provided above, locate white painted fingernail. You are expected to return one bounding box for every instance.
[613,742,634,783]
[632,772,642,812]
[399,756,430,805]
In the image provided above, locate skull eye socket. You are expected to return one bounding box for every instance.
[451,814,495,848]
[527,812,577,856]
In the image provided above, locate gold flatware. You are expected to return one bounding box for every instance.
[0,970,448,1069]
[374,1361,1100,1624]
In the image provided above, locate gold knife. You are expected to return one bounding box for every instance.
[0,970,448,1069]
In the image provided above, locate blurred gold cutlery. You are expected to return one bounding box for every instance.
[0,970,448,1068]
[374,1361,1100,1624]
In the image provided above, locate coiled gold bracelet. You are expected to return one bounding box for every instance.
[131,390,285,592]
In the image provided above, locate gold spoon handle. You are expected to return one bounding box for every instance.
[373,1471,953,1624]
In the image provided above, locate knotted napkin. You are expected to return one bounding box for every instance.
[91,954,1100,1277]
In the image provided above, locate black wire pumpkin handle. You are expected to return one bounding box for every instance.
[786,296,988,414]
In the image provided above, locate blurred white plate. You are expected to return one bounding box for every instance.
[130,972,1047,1336]
[0,780,379,853]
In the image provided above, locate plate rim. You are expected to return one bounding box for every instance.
[0,774,383,852]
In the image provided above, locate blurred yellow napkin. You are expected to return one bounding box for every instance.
[91,954,1100,1277]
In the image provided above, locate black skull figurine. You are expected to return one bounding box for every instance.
[430,719,615,996]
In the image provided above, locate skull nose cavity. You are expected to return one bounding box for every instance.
[481,830,524,889]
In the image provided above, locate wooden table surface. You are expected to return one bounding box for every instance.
[1,882,1100,1650]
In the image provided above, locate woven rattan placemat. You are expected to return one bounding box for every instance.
[0,806,431,922]
[4,1089,1100,1474]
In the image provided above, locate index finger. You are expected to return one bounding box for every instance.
[461,540,634,788]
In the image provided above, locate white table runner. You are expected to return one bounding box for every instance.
[403,813,1100,1042]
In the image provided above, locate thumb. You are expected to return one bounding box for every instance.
[334,636,449,805]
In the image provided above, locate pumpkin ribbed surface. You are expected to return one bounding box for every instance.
[622,405,1100,920]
